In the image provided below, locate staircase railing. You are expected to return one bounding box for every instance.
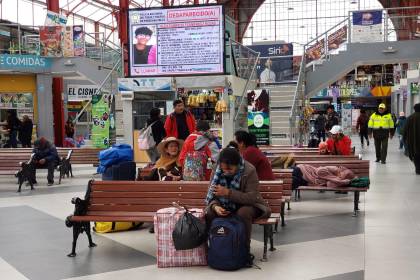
[289,54,306,145]
[229,39,260,122]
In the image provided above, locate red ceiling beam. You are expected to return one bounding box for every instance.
[46,0,60,13]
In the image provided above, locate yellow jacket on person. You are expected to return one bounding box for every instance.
[368,112,394,130]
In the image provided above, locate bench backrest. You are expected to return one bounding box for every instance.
[87,180,284,214]
[268,155,360,161]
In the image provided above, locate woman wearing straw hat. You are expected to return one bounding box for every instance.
[144,137,183,181]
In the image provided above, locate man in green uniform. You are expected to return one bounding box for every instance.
[368,103,395,164]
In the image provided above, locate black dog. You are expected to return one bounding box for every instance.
[66,197,96,257]
[16,155,36,192]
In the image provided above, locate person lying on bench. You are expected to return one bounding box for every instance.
[31,137,59,186]
[205,148,271,259]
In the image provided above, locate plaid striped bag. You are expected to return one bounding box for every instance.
[154,207,207,268]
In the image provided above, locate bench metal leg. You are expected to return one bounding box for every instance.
[261,225,269,262]
[69,163,74,178]
[281,202,286,227]
[294,189,301,201]
[287,201,291,211]
[269,225,276,252]
[353,191,360,217]
[274,221,278,233]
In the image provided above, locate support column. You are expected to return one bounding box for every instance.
[119,0,129,77]
[52,78,65,147]
[36,74,54,141]
[122,99,134,147]
[94,21,100,47]
[46,0,59,13]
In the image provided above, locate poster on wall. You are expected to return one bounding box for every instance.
[411,82,419,95]
[91,94,110,148]
[352,10,383,43]
[0,93,33,109]
[63,26,74,57]
[40,26,62,57]
[128,5,224,77]
[73,26,85,57]
[247,43,293,83]
[247,89,270,145]
[341,105,353,135]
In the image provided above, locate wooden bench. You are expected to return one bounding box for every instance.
[268,154,360,162]
[66,180,284,261]
[273,160,370,217]
[0,148,101,166]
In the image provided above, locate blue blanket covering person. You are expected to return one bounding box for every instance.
[97,144,133,174]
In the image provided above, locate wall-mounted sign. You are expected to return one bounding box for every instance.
[128,5,224,77]
[118,77,172,92]
[352,10,383,43]
[40,26,62,57]
[67,85,98,101]
[411,82,419,95]
[248,43,293,83]
[247,89,270,145]
[0,54,51,72]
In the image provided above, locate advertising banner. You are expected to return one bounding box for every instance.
[411,82,419,95]
[118,77,172,91]
[247,43,293,83]
[128,5,224,76]
[352,10,383,43]
[91,94,110,148]
[0,93,33,109]
[328,26,347,50]
[247,89,270,145]
[45,11,67,26]
[63,26,74,57]
[73,26,85,57]
[306,39,325,63]
[40,26,62,57]
[67,85,98,101]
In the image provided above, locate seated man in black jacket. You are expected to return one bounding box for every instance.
[31,137,59,186]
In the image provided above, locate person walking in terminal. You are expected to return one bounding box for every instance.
[19,115,33,148]
[396,111,407,151]
[368,103,395,164]
[325,105,339,132]
[146,108,166,163]
[356,109,370,148]
[402,103,420,175]
[164,100,196,141]
[326,125,352,156]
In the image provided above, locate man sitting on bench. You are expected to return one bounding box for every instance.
[31,137,59,186]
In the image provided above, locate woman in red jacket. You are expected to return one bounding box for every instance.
[326,125,352,155]
[234,130,275,180]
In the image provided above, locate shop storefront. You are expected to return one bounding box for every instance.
[0,74,37,146]
[119,75,251,163]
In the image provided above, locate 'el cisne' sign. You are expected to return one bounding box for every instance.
[0,54,52,72]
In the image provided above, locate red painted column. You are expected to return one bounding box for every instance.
[47,0,64,146]
[46,0,59,13]
[52,78,65,147]
[94,21,100,46]
[163,0,170,6]
[119,0,129,76]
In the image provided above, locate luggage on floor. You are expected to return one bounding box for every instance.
[102,161,136,181]
[172,207,207,250]
[207,216,249,271]
[93,222,142,233]
[154,207,207,268]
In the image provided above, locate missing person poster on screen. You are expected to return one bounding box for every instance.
[128,6,225,77]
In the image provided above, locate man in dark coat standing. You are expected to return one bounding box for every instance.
[403,103,420,174]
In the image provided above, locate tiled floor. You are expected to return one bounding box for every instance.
[0,137,418,280]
